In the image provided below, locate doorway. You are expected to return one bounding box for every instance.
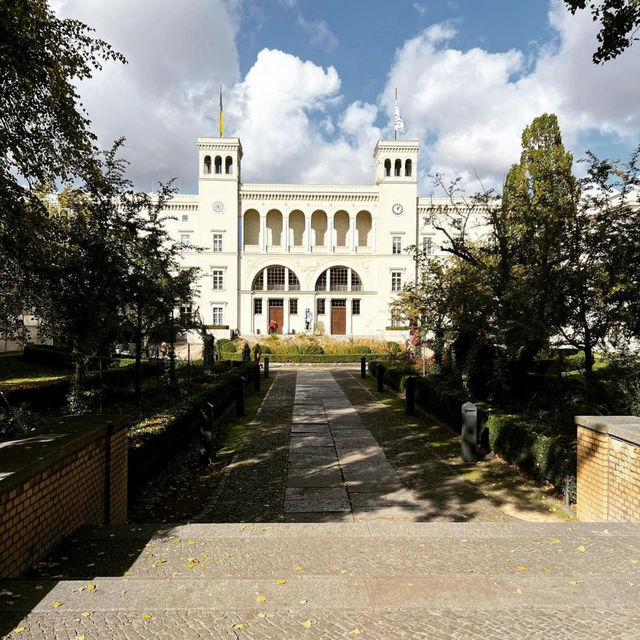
[331,299,346,335]
[269,299,284,334]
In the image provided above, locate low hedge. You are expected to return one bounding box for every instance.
[369,362,575,491]
[127,361,259,492]
[225,353,384,363]
[22,344,71,368]
[3,360,165,410]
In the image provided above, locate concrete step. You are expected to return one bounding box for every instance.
[1,523,639,638]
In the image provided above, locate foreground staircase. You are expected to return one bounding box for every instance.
[1,521,639,638]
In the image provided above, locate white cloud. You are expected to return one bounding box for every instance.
[53,0,239,191]
[297,15,338,51]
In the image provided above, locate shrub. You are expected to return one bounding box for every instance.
[216,339,236,354]
[22,344,71,368]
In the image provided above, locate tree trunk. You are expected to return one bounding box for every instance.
[69,350,87,413]
[134,308,143,402]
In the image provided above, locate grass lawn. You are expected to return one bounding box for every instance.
[0,354,69,388]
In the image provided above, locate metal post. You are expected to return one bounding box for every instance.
[461,402,477,462]
[254,365,260,392]
[360,356,366,378]
[236,376,246,416]
[376,364,385,392]
[405,376,416,416]
[264,356,270,378]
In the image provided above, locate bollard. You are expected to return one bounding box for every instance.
[264,356,270,378]
[236,376,246,416]
[405,376,416,416]
[254,365,260,392]
[376,364,385,392]
[461,401,477,462]
[360,355,366,378]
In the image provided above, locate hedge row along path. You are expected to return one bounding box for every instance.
[2,368,639,638]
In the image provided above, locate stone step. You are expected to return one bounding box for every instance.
[2,522,639,638]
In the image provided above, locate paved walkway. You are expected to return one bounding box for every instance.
[2,368,640,638]
[200,368,509,523]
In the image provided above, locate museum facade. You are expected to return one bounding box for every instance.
[164,136,450,341]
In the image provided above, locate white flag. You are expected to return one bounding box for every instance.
[393,100,405,133]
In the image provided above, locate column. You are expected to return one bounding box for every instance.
[238,217,243,252]
[350,215,356,252]
[283,216,289,253]
[260,214,266,252]
[372,219,378,252]
[328,214,334,253]
[306,215,311,252]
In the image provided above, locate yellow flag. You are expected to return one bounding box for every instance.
[219,83,224,137]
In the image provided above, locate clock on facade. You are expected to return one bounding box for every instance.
[392,203,403,215]
[213,201,224,212]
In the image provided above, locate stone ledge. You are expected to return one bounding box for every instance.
[575,415,640,446]
[0,414,129,494]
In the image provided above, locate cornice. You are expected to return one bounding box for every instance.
[240,183,379,203]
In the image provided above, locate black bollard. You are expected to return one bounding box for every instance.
[405,376,416,416]
[236,376,246,416]
[254,365,260,392]
[376,364,385,392]
[264,356,270,378]
[360,355,366,378]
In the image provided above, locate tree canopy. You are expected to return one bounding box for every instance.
[564,0,640,63]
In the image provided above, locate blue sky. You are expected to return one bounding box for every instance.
[54,0,640,194]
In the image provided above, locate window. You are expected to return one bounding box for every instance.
[267,266,285,290]
[213,233,223,252]
[179,305,192,319]
[392,236,402,254]
[391,315,403,327]
[214,156,222,174]
[252,271,264,291]
[352,299,360,315]
[423,236,433,255]
[288,270,300,291]
[317,298,325,315]
[315,271,327,291]
[254,298,262,314]
[204,155,211,174]
[180,234,191,252]
[405,159,412,177]
[225,156,233,174]
[391,271,402,292]
[182,214,189,222]
[330,267,349,291]
[351,271,362,291]
[212,306,223,325]
[212,269,224,290]
[395,158,402,176]
[289,299,298,314]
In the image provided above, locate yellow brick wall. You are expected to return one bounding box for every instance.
[0,426,128,578]
[577,423,640,522]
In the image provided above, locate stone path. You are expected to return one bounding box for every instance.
[200,368,509,523]
[2,368,640,638]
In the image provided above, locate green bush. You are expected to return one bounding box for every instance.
[22,344,71,368]
[486,412,575,489]
[216,339,236,353]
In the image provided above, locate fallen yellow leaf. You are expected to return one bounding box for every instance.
[187,563,196,569]
[232,623,247,630]
[301,619,312,628]
[53,601,62,608]
[188,540,196,545]
[577,545,586,552]
[630,559,638,564]
[569,581,579,586]
[257,612,266,618]
[123,571,131,576]
[275,579,286,585]
[76,635,85,640]
[551,537,561,544]
[516,588,523,595]
[299,599,308,604]
[12,628,25,634]
[544,568,552,574]
[81,612,91,617]
[517,566,527,572]
[295,565,303,571]
[87,583,95,591]
[142,613,152,619]
[257,595,267,602]
[350,629,362,635]
[35,585,43,590]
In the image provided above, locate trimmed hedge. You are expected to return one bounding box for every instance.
[128,361,260,492]
[227,353,385,363]
[22,344,71,368]
[369,362,575,491]
[3,360,165,410]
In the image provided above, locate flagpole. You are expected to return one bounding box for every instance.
[219,83,224,138]
[394,88,397,141]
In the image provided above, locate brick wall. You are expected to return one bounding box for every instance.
[0,416,128,578]
[576,416,640,522]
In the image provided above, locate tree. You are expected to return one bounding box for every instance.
[0,0,125,339]
[564,0,640,63]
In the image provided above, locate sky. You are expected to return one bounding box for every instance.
[52,0,640,196]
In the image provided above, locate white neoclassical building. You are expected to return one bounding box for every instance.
[165,136,450,341]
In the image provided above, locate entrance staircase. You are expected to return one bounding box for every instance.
[1,521,639,638]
